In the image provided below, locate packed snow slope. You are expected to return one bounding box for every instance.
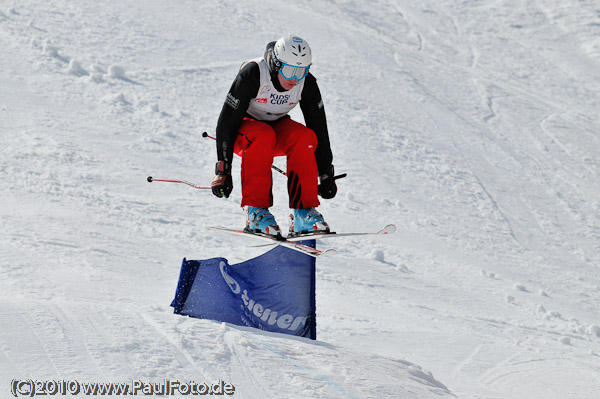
[2,1,600,398]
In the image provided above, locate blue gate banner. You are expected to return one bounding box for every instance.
[170,242,317,340]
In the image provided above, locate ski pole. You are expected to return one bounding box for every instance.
[202,131,287,176]
[201,131,347,181]
[146,176,211,190]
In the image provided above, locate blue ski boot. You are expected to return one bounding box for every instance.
[245,206,282,237]
[288,208,330,236]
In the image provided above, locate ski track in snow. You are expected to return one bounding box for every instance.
[2,0,600,398]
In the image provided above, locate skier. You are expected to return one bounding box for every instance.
[210,35,338,237]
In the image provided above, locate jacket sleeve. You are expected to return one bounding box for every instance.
[215,62,260,164]
[300,73,333,175]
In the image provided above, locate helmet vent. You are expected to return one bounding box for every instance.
[292,45,308,57]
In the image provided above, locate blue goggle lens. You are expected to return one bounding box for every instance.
[278,62,310,81]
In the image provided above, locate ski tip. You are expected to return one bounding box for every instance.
[302,247,336,257]
[379,224,397,235]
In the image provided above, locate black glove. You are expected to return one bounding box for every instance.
[318,165,337,199]
[211,161,233,198]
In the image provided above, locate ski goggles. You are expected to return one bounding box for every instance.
[278,62,310,81]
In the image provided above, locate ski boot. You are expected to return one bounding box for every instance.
[245,206,282,238]
[288,208,330,237]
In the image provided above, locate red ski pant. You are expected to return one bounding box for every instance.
[234,117,319,209]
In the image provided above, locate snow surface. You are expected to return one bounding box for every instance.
[1,0,600,398]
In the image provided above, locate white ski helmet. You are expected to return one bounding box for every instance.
[273,35,312,67]
[271,35,312,81]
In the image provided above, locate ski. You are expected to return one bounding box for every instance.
[209,224,395,257]
[287,224,396,241]
[209,226,337,258]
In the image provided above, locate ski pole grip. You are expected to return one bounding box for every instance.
[202,131,216,140]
